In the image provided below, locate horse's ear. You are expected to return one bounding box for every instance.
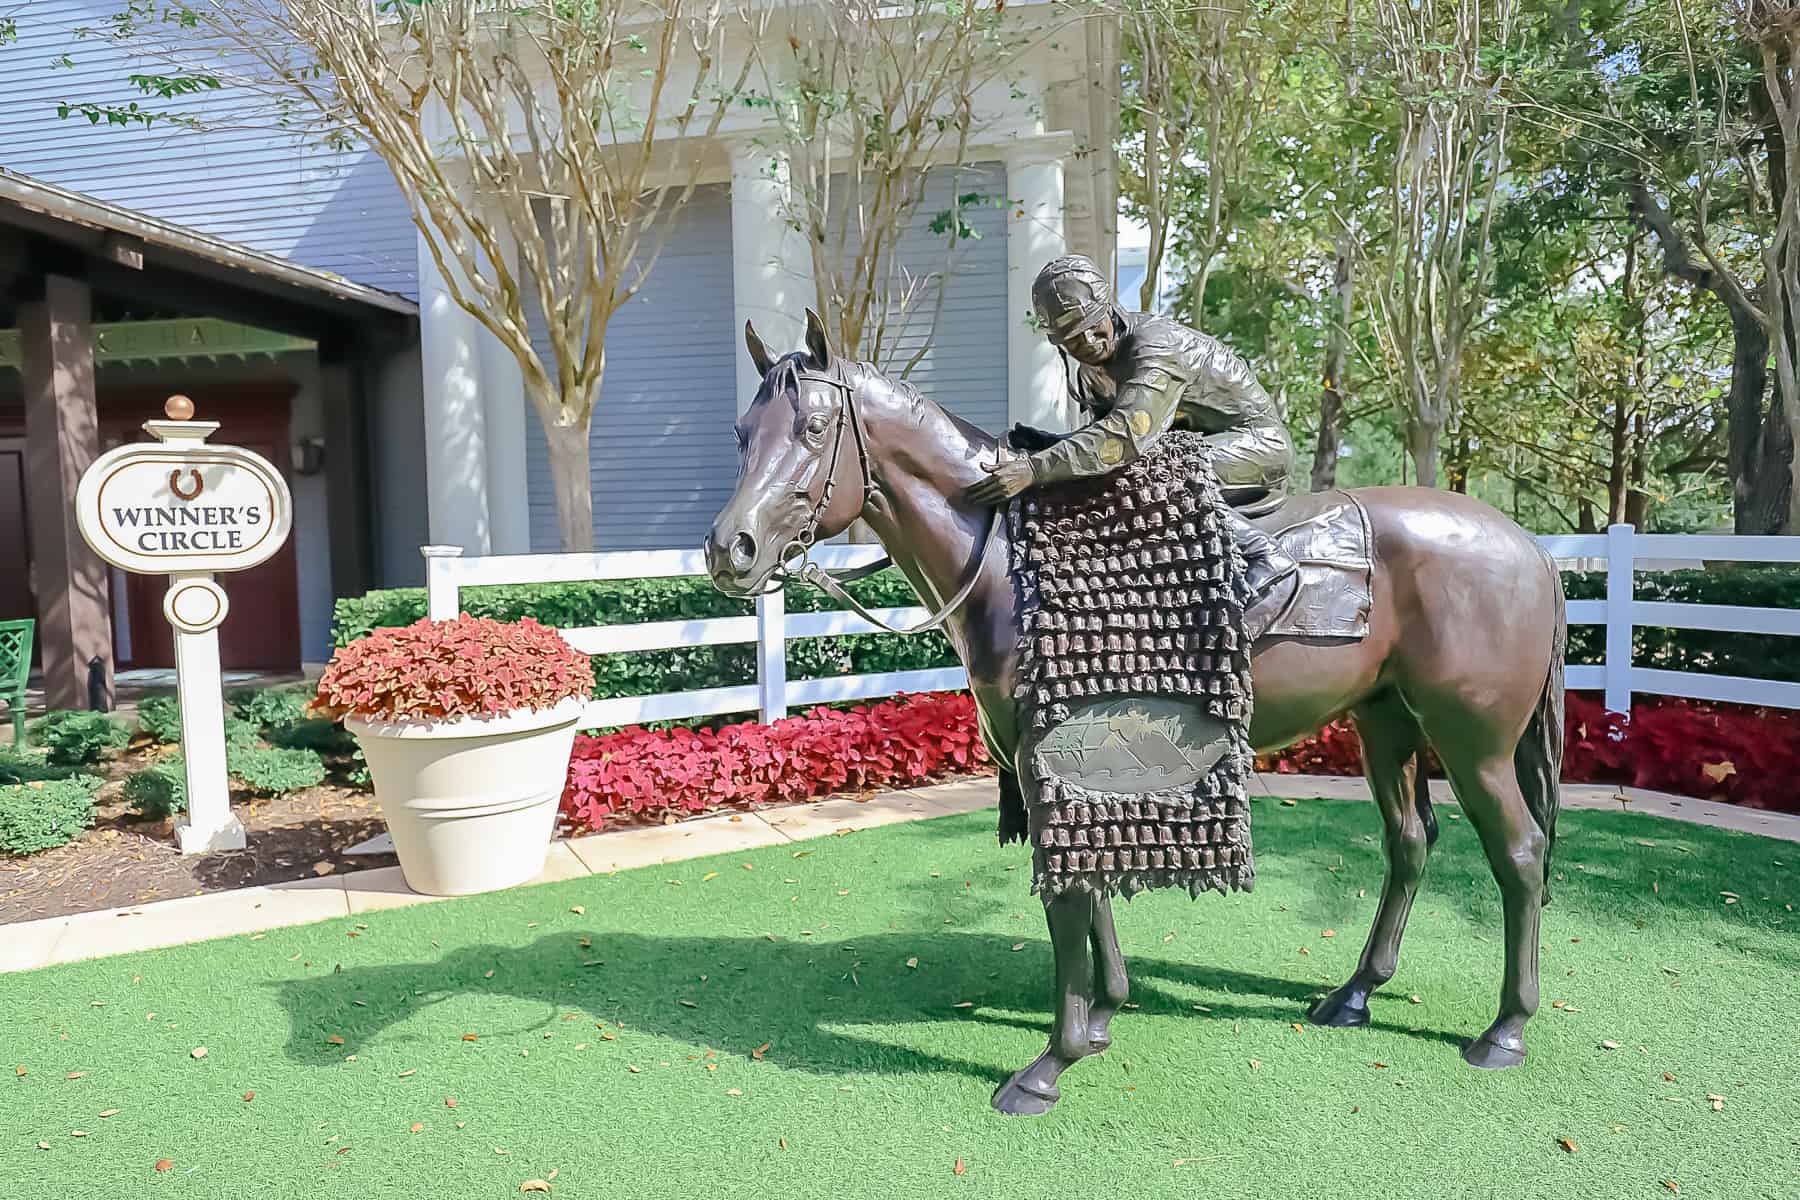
[744,320,776,377]
[804,308,833,369]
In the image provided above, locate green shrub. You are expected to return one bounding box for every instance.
[1564,565,1800,683]
[137,696,182,744]
[228,745,327,795]
[0,775,103,853]
[34,711,130,767]
[267,718,356,756]
[330,572,957,704]
[137,696,259,749]
[0,748,86,786]
[229,687,310,730]
[125,756,186,819]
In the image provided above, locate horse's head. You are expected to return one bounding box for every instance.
[704,310,873,598]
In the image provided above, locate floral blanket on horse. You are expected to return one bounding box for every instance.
[1005,432,1255,900]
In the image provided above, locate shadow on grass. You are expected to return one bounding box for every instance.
[271,929,1468,1084]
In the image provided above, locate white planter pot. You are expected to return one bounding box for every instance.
[346,696,586,897]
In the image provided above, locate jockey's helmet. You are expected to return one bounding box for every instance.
[1032,255,1115,342]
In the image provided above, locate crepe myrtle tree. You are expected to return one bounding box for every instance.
[741,0,1074,372]
[70,0,759,551]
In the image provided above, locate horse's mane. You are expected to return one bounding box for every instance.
[763,351,998,451]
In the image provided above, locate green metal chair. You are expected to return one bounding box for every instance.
[0,619,33,748]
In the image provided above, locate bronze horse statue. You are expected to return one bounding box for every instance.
[703,314,1567,1116]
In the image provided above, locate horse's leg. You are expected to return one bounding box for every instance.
[992,890,1099,1116]
[1438,751,1545,1069]
[1085,894,1129,1053]
[1310,693,1432,1028]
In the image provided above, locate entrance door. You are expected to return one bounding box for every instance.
[105,388,302,672]
[0,441,32,625]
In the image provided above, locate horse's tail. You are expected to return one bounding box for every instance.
[1514,549,1566,905]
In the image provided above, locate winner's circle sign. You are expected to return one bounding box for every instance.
[75,441,292,577]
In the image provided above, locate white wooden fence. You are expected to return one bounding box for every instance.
[422,522,1800,730]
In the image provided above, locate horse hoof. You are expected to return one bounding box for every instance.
[1462,1035,1527,1070]
[1085,1022,1113,1054]
[991,1078,1060,1117]
[1308,990,1371,1028]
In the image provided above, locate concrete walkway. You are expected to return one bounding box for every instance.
[3,774,1794,976]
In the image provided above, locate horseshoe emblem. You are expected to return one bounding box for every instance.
[169,468,203,502]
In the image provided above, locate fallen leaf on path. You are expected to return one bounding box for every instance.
[1558,1137,1578,1154]
[752,1043,770,1061]
[13,1067,23,1077]
[905,958,919,969]
[952,1002,973,1009]
[569,906,585,915]
[953,1159,967,1176]
[410,1123,424,1134]
[1600,1040,1620,1050]
[190,1047,207,1059]
[97,1109,120,1118]
[1280,799,1297,807]
[66,1072,84,1080]
[154,1159,174,1171]
[1661,1182,1679,1194]
[520,1182,551,1194]
[678,1000,697,1009]
[462,1034,479,1042]
[397,1070,415,1078]
[445,1098,458,1108]
[326,1035,345,1046]
[70,1130,89,1137]
[1409,995,1422,1005]
[1011,943,1025,952]
[1322,930,1337,938]
[627,1066,641,1074]
[1371,1062,1389,1070]
[1663,1072,1675,1082]
[243,1091,255,1101]
[779,1138,788,1150]
[726,1089,743,1097]
[1292,1024,1305,1033]
[702,873,719,882]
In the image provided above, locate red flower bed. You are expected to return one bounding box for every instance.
[1256,693,1800,814]
[561,692,991,833]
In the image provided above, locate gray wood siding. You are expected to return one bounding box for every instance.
[520,167,1010,551]
[0,2,417,296]
[870,161,1010,438]
[523,185,741,552]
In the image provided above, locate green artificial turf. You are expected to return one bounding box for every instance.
[2,798,1797,1200]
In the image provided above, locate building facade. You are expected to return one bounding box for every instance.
[0,2,1118,690]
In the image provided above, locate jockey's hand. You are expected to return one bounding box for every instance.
[967,449,1035,506]
[1006,423,1064,453]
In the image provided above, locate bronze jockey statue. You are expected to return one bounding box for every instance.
[967,253,1297,599]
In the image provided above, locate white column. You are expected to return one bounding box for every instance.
[730,141,813,412]
[417,224,492,555]
[169,570,243,854]
[481,220,533,554]
[1004,134,1074,432]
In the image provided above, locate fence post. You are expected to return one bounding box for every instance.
[756,588,787,723]
[421,545,464,621]
[1604,523,1634,716]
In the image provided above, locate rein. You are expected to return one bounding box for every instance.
[769,360,997,636]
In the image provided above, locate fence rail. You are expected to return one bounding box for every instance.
[422,522,1800,731]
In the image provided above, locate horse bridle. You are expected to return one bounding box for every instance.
[764,360,997,636]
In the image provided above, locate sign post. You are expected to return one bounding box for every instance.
[75,396,293,854]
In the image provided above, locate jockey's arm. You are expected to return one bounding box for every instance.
[1026,364,1184,486]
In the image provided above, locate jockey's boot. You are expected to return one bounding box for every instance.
[1220,505,1297,608]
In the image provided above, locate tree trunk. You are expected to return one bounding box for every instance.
[1606,392,1631,525]
[542,418,596,552]
[1406,416,1440,488]
[1311,241,1355,492]
[1625,410,1650,527]
[1724,309,1792,533]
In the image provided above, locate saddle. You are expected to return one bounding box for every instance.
[1244,490,1374,642]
